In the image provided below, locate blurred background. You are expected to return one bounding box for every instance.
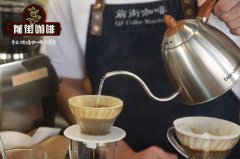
[0,0,66,133]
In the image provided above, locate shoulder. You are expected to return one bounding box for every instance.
[47,0,93,17]
[48,0,94,9]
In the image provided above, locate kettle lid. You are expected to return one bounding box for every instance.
[162,15,198,50]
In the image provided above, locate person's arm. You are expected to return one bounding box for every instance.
[116,140,178,159]
[56,78,87,124]
[41,0,88,124]
[198,0,240,35]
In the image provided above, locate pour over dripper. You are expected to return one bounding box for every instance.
[68,95,123,135]
[65,95,125,159]
[167,116,240,159]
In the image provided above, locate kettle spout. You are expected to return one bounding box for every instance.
[105,70,179,102]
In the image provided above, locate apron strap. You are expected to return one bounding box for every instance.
[90,0,105,36]
[180,0,197,19]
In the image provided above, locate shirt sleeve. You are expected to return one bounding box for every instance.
[40,0,86,79]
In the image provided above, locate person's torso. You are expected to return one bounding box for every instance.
[84,1,240,158]
[70,0,185,53]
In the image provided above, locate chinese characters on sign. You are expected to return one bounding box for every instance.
[7,4,61,44]
[114,5,167,27]
[115,6,166,19]
[13,24,57,35]
[11,39,56,46]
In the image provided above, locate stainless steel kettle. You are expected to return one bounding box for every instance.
[161,0,240,104]
[103,0,240,105]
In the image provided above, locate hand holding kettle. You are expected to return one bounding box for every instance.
[198,0,240,35]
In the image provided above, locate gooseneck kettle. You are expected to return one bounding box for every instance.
[104,0,240,105]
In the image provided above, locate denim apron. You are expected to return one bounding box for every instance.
[85,0,240,158]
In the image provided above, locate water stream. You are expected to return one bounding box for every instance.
[96,75,107,108]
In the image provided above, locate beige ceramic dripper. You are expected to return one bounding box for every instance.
[64,95,126,159]
[167,116,240,159]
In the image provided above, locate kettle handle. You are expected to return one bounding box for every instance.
[197,0,217,22]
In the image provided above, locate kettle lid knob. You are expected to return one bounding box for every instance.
[164,15,185,37]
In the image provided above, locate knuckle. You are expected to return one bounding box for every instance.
[231,27,240,36]
[148,146,160,153]
[215,1,229,14]
[235,28,240,35]
[220,15,230,23]
[227,22,236,30]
